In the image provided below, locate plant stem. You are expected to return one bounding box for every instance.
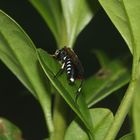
[50,94,68,140]
[39,96,54,134]
[104,79,136,140]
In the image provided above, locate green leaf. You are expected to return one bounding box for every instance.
[84,51,130,107]
[120,1,140,77]
[119,133,134,140]
[0,10,53,133]
[61,0,99,47]
[29,0,67,47]
[29,0,99,48]
[98,0,133,53]
[37,48,94,138]
[98,0,140,64]
[64,108,114,140]
[98,1,140,140]
[111,3,140,140]
[122,1,140,59]
[0,118,23,140]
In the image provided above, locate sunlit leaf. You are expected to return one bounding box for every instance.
[98,0,133,53]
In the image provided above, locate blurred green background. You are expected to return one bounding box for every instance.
[0,0,131,140]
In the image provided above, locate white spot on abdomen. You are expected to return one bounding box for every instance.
[66,64,71,67]
[70,77,74,83]
[67,67,71,71]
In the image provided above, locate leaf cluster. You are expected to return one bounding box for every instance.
[0,0,140,140]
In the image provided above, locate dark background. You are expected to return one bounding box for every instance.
[0,1,131,140]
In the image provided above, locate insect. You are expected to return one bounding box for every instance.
[53,46,84,101]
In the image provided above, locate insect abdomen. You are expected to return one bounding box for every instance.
[65,57,75,83]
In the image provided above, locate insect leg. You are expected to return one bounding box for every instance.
[54,63,65,78]
[74,80,83,103]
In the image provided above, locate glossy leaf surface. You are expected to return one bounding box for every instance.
[29,0,99,48]
[99,0,133,53]
[99,1,140,140]
[61,0,98,47]
[64,108,114,140]
[0,10,53,133]
[37,48,94,137]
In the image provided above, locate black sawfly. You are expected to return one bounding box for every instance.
[53,46,84,101]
